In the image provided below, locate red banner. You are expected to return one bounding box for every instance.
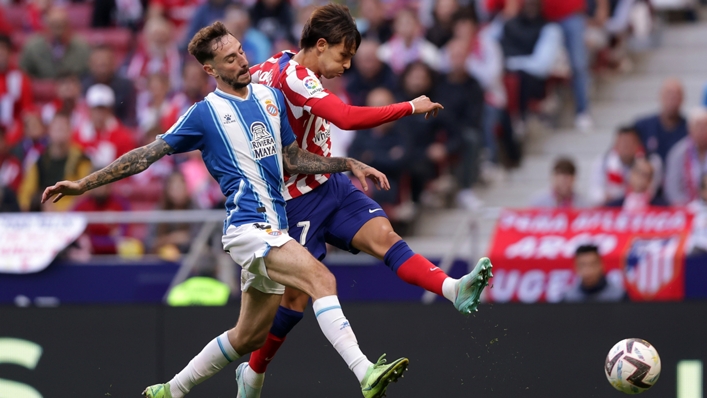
[487,208,692,303]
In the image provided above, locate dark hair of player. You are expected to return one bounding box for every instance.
[616,125,639,138]
[188,21,232,65]
[300,4,361,53]
[575,244,600,257]
[553,157,576,176]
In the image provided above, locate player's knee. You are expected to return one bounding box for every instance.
[309,268,336,299]
[281,292,309,312]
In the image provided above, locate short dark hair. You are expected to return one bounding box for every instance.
[188,21,232,64]
[56,71,79,81]
[300,4,361,53]
[452,7,478,26]
[0,34,11,50]
[553,157,576,176]
[617,125,639,137]
[575,244,599,257]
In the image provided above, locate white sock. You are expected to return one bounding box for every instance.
[169,331,240,398]
[312,295,372,383]
[243,365,265,388]
[442,277,459,303]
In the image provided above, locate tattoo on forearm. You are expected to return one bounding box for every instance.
[77,139,173,191]
[282,143,369,175]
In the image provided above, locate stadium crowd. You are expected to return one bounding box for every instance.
[0,0,681,258]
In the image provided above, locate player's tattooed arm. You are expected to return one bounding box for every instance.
[41,139,173,203]
[282,143,391,191]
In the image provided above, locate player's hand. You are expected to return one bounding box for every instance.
[347,159,390,192]
[41,180,84,204]
[411,95,444,119]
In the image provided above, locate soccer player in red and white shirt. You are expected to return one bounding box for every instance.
[242,3,494,394]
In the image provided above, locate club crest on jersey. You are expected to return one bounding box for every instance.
[265,99,278,116]
[223,113,235,124]
[250,121,277,160]
[302,76,322,95]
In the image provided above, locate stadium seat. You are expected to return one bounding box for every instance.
[66,4,93,30]
[78,28,134,53]
[30,79,57,103]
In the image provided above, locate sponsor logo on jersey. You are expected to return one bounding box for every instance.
[265,99,278,116]
[250,122,277,160]
[313,118,330,145]
[223,113,235,124]
[302,76,322,95]
[258,69,274,86]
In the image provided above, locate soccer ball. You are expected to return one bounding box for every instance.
[605,338,661,394]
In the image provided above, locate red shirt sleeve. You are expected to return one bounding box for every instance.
[306,94,413,131]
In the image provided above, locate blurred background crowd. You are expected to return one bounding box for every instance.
[1,0,706,263]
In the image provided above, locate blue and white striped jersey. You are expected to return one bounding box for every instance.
[160,84,296,232]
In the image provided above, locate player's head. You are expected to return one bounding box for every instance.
[574,244,604,288]
[300,3,361,79]
[188,21,250,91]
[614,125,642,164]
[551,157,576,198]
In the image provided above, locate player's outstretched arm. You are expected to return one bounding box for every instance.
[41,139,174,204]
[282,142,390,191]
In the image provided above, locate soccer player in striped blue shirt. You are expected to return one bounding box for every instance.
[42,22,407,398]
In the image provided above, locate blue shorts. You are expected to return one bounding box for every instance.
[286,173,388,261]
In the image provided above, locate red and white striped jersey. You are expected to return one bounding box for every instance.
[250,51,332,200]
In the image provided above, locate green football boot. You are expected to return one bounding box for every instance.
[360,354,409,398]
[454,257,493,314]
[142,383,172,398]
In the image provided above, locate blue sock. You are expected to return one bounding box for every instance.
[383,240,415,273]
[270,306,304,338]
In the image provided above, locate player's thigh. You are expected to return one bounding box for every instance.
[351,217,403,260]
[231,288,282,351]
[264,240,336,300]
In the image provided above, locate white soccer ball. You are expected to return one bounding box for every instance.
[605,338,661,394]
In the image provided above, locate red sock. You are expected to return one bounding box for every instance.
[248,333,285,374]
[395,254,448,297]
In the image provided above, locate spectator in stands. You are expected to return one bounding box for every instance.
[92,0,143,29]
[19,6,90,79]
[0,185,20,212]
[11,110,46,172]
[250,0,295,44]
[686,174,707,255]
[0,34,34,146]
[424,0,461,48]
[500,0,563,123]
[223,4,272,66]
[72,181,130,255]
[590,125,662,205]
[396,61,460,205]
[452,11,507,175]
[606,157,667,210]
[0,127,22,194]
[563,244,627,302]
[634,78,688,163]
[42,72,90,130]
[126,17,182,92]
[147,0,199,30]
[664,107,707,206]
[178,150,223,210]
[439,38,485,208]
[18,112,91,212]
[378,7,441,74]
[357,0,393,44]
[82,45,137,127]
[147,171,199,256]
[170,61,210,119]
[530,157,591,208]
[345,40,398,106]
[74,84,136,168]
[137,72,177,135]
[348,88,408,210]
[182,0,232,52]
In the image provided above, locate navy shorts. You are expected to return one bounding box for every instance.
[286,173,388,261]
